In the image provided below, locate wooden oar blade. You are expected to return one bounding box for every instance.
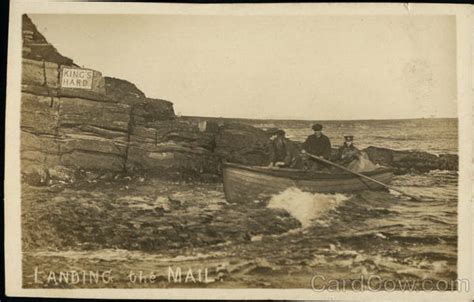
[304,152,421,201]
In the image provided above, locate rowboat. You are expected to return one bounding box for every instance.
[222,162,394,203]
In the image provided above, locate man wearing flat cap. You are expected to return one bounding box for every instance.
[268,129,300,168]
[301,123,332,170]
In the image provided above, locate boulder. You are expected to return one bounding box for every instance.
[104,77,146,106]
[126,143,219,175]
[214,122,271,166]
[22,164,50,186]
[49,165,76,183]
[363,146,458,173]
[127,119,219,175]
[133,98,175,123]
[155,196,172,212]
[437,154,458,171]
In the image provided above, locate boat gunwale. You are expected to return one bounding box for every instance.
[223,161,393,181]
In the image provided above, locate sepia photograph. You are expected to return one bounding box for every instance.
[4,1,473,300]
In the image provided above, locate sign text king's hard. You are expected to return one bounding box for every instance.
[61,68,93,89]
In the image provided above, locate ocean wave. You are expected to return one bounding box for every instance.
[28,249,230,263]
[421,215,457,226]
[389,174,457,202]
[389,234,457,245]
[309,246,454,280]
[428,169,459,176]
[266,187,348,228]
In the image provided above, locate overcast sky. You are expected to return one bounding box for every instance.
[30,14,457,120]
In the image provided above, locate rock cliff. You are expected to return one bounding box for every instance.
[20,15,457,186]
[21,15,271,184]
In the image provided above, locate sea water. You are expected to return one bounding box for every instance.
[257,118,458,284]
[246,117,458,154]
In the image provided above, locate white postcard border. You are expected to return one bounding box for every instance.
[5,1,473,300]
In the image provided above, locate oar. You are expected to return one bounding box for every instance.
[303,152,421,201]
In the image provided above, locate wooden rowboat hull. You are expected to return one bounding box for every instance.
[222,162,394,203]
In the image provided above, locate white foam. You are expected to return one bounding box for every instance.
[267,187,349,227]
[29,249,229,263]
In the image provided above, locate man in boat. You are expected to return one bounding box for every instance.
[267,129,300,168]
[336,135,361,165]
[301,123,332,170]
[336,135,378,172]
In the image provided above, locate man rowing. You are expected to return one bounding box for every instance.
[301,123,332,170]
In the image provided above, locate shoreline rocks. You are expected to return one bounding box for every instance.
[363,146,458,174]
[21,179,301,251]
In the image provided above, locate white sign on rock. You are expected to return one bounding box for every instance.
[61,67,93,89]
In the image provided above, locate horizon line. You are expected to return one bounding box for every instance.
[179,114,458,122]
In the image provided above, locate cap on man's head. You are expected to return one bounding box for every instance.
[344,135,354,141]
[312,123,323,131]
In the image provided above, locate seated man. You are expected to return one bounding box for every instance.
[267,129,300,168]
[301,123,332,171]
[336,135,378,172]
[336,135,361,165]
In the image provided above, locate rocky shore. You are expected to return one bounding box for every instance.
[22,177,300,253]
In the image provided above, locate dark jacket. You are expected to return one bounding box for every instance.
[336,144,361,164]
[269,137,300,168]
[302,134,332,159]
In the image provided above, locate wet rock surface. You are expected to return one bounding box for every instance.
[22,165,50,186]
[22,177,300,252]
[214,122,272,166]
[363,146,458,174]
